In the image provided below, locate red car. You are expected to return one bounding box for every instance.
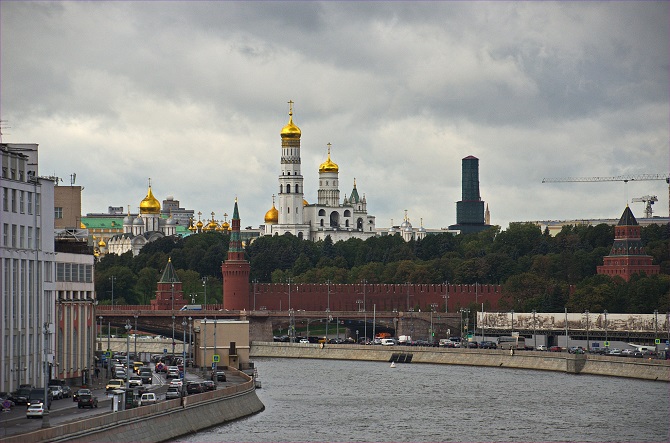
[549,346,562,352]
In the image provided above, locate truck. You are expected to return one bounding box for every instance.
[397,335,412,345]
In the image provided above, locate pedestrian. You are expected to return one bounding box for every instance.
[95,367,100,379]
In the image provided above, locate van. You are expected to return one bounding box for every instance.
[139,392,157,406]
[381,338,396,346]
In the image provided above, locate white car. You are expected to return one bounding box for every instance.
[128,376,143,388]
[169,379,183,388]
[299,339,309,344]
[536,345,548,351]
[26,403,45,418]
[166,366,180,379]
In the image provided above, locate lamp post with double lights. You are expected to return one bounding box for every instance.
[182,318,187,381]
[171,283,175,356]
[188,317,193,364]
[442,281,449,313]
[202,277,208,376]
[125,320,131,389]
[133,313,138,358]
[429,303,438,343]
[604,310,608,347]
[532,309,537,350]
[511,310,515,334]
[98,316,103,351]
[585,310,590,351]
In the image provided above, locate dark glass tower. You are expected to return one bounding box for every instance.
[449,156,490,234]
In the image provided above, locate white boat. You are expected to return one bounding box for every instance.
[390,362,396,368]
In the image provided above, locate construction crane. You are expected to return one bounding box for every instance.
[631,195,658,218]
[542,173,670,218]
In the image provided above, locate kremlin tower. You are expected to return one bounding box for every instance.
[222,199,251,310]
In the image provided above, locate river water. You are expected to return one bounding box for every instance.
[174,358,669,442]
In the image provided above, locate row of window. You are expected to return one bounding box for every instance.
[2,187,41,215]
[56,263,93,283]
[2,223,40,249]
[279,184,301,193]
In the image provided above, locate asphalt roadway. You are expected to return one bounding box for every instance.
[0,364,234,439]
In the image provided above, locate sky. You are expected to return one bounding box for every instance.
[1,1,668,231]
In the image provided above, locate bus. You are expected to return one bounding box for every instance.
[497,336,525,350]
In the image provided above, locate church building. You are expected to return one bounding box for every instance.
[106,180,177,256]
[264,102,376,241]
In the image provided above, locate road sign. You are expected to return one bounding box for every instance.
[211,362,216,370]
[655,339,660,344]
[213,354,220,363]
[180,371,184,379]
[604,341,610,347]
[163,348,168,355]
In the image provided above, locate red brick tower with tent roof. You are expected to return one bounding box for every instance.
[151,258,189,310]
[597,206,661,281]
[222,199,251,310]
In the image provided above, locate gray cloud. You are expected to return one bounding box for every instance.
[1,1,667,230]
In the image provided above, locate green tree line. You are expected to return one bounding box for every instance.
[94,223,670,314]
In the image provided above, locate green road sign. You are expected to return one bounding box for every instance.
[105,351,112,358]
[655,338,660,344]
[213,354,220,363]
[604,341,610,347]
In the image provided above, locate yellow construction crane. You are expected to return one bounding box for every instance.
[542,173,670,217]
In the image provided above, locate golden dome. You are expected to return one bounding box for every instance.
[222,220,230,230]
[140,183,161,214]
[80,221,86,229]
[98,238,106,247]
[264,205,278,223]
[280,101,301,139]
[318,143,339,173]
[196,220,204,229]
[303,199,309,206]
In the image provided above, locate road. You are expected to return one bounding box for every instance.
[0,362,227,439]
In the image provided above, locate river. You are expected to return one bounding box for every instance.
[174,358,669,442]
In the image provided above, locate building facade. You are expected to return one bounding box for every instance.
[1,143,57,393]
[449,155,491,234]
[264,103,376,241]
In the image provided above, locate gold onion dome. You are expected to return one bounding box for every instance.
[319,143,339,173]
[196,219,204,229]
[80,221,86,229]
[222,220,230,231]
[280,101,301,139]
[303,199,309,206]
[264,204,278,223]
[140,184,161,214]
[98,238,106,247]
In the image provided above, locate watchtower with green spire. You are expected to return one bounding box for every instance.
[151,257,189,310]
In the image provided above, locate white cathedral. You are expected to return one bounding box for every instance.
[263,103,377,242]
[106,182,177,256]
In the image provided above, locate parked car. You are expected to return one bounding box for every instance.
[211,370,226,382]
[139,392,157,406]
[479,341,497,349]
[26,403,46,418]
[48,385,64,400]
[202,380,216,391]
[535,345,548,351]
[165,386,182,400]
[10,387,32,405]
[549,346,562,352]
[299,338,309,344]
[61,385,72,398]
[73,388,91,402]
[77,393,98,408]
[186,382,204,395]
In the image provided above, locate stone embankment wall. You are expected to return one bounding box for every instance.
[3,370,265,443]
[250,342,670,382]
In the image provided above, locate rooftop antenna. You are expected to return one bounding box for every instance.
[70,173,77,186]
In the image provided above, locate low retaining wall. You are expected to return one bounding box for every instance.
[250,342,670,382]
[5,370,265,443]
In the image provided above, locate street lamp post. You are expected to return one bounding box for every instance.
[253,279,258,311]
[107,321,111,352]
[585,310,590,351]
[654,309,658,342]
[125,320,131,389]
[288,308,295,343]
[533,309,537,350]
[429,303,438,343]
[356,299,363,312]
[443,281,449,313]
[133,313,138,358]
[202,277,207,375]
[98,316,103,351]
[603,310,608,347]
[188,317,193,363]
[171,315,176,356]
[182,318,187,381]
[42,322,51,428]
[511,310,515,334]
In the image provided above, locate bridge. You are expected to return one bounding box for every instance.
[95,306,670,346]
